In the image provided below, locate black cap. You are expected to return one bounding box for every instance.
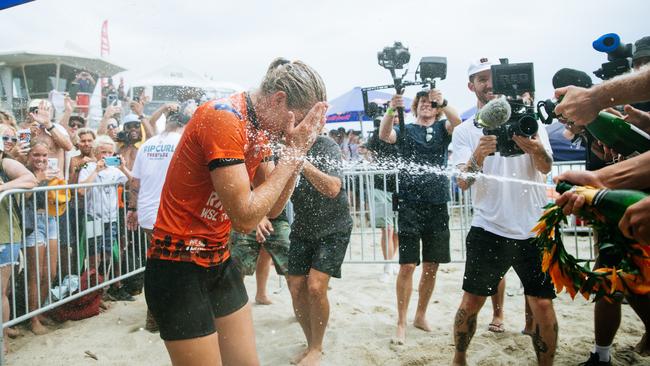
[633,36,650,61]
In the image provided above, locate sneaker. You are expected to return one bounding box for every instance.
[578,352,611,366]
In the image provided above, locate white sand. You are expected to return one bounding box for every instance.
[5,262,650,366]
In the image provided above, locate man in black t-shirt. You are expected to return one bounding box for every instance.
[378,89,462,344]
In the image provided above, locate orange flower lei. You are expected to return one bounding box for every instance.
[533,204,650,301]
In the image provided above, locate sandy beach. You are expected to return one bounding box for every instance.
[5,260,649,366]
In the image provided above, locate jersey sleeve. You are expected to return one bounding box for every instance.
[196,105,246,167]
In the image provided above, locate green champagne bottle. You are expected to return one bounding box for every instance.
[585,111,650,157]
[556,181,649,224]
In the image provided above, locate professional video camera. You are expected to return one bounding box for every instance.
[361,41,447,140]
[593,33,633,80]
[475,59,542,157]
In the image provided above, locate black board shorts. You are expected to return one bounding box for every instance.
[398,202,451,265]
[462,226,555,299]
[144,257,248,341]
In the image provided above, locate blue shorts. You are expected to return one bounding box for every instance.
[24,213,58,247]
[0,243,21,267]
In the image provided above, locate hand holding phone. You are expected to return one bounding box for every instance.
[103,156,122,167]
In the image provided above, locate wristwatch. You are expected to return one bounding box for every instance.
[46,124,56,132]
[439,99,448,108]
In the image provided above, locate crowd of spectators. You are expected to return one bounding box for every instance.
[0,82,195,343]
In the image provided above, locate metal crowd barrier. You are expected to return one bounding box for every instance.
[341,161,594,264]
[0,181,148,364]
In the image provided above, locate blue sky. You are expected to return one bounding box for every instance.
[1,0,648,112]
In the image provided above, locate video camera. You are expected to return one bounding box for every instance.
[593,33,633,80]
[477,59,541,157]
[362,41,447,139]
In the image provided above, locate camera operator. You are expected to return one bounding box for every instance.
[378,87,461,344]
[451,58,557,366]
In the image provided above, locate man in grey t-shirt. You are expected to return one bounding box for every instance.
[287,135,352,366]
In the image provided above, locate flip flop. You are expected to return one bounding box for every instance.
[488,323,505,333]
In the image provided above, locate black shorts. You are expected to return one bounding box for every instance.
[288,228,351,279]
[144,257,248,341]
[463,227,555,299]
[398,202,450,265]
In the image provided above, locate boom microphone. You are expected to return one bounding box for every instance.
[477,96,511,129]
[552,68,593,89]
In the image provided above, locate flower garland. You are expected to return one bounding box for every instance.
[532,204,650,301]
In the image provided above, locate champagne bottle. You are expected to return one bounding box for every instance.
[585,111,650,157]
[556,181,648,224]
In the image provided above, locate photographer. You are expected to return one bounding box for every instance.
[451,58,557,366]
[78,135,132,299]
[74,71,96,94]
[378,87,461,344]
[117,114,145,170]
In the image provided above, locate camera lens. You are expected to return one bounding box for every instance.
[516,115,538,137]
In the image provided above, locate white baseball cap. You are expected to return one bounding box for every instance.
[467,57,496,78]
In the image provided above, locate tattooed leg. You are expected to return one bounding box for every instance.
[453,292,487,366]
[527,297,558,366]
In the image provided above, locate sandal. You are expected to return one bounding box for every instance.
[488,323,505,333]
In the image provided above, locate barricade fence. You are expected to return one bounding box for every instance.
[341,161,594,264]
[0,181,147,364]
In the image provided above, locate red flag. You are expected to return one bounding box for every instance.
[100,20,110,57]
[100,20,110,88]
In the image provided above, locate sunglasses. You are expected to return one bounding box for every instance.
[69,122,84,129]
[107,124,118,130]
[124,122,141,130]
[2,136,18,143]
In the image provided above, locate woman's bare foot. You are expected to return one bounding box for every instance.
[414,316,432,332]
[297,349,322,366]
[255,295,272,305]
[391,323,406,345]
[30,319,49,335]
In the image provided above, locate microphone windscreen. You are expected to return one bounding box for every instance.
[552,68,593,89]
[478,96,511,129]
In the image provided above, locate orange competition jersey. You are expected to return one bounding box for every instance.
[149,92,271,267]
